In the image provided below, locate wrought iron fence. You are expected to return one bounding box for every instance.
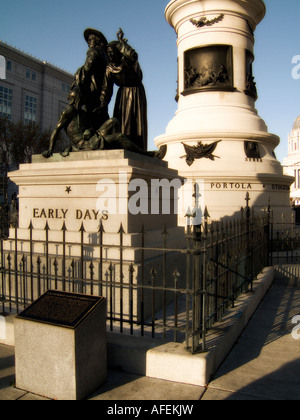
[269,214,300,265]
[0,197,299,354]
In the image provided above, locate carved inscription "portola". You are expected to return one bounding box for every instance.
[33,208,108,221]
[211,183,252,190]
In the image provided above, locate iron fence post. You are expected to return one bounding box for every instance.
[0,234,4,312]
[150,267,157,338]
[245,192,252,292]
[119,223,124,333]
[173,268,180,342]
[185,214,192,350]
[201,207,209,352]
[7,254,12,312]
[192,216,201,354]
[267,199,273,267]
[79,222,85,294]
[98,221,105,297]
[140,224,145,337]
[61,222,67,292]
[162,225,168,339]
[129,263,135,336]
[108,262,114,332]
[14,224,19,312]
[29,221,34,302]
[44,222,50,291]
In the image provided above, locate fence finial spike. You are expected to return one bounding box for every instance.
[98,219,105,234]
[245,192,251,207]
[118,223,125,234]
[79,222,85,233]
[150,266,157,277]
[204,206,210,219]
[162,225,169,236]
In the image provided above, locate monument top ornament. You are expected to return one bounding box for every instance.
[43,28,164,160]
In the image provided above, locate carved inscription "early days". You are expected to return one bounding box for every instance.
[33,208,108,221]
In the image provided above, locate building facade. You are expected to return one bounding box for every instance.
[0,41,73,208]
[283,115,300,207]
[0,41,73,131]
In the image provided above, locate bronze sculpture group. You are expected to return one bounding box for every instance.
[43,28,161,159]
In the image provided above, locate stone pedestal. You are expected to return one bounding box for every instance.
[9,150,182,233]
[7,150,186,322]
[155,0,294,222]
[15,291,107,400]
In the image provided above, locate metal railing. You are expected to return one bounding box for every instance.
[0,197,298,353]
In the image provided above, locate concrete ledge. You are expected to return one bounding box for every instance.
[146,267,275,386]
[107,333,169,376]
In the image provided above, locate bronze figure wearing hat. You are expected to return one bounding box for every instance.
[83,28,108,46]
[42,27,156,159]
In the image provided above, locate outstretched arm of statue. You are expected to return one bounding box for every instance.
[117,28,128,44]
[116,28,138,63]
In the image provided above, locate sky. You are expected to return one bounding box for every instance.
[0,0,300,163]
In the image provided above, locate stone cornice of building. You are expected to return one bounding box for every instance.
[282,158,300,167]
[0,40,73,83]
[284,164,300,167]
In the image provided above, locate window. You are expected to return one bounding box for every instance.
[0,56,6,80]
[62,83,70,93]
[24,94,37,125]
[6,61,12,72]
[25,69,37,82]
[0,85,13,120]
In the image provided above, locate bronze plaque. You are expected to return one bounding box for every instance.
[183,45,233,95]
[245,50,257,99]
[16,290,105,329]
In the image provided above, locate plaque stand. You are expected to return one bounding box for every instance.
[15,290,107,400]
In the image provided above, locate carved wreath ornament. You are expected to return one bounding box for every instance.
[190,14,224,28]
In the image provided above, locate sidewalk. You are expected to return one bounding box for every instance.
[0,268,299,401]
[202,269,300,400]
